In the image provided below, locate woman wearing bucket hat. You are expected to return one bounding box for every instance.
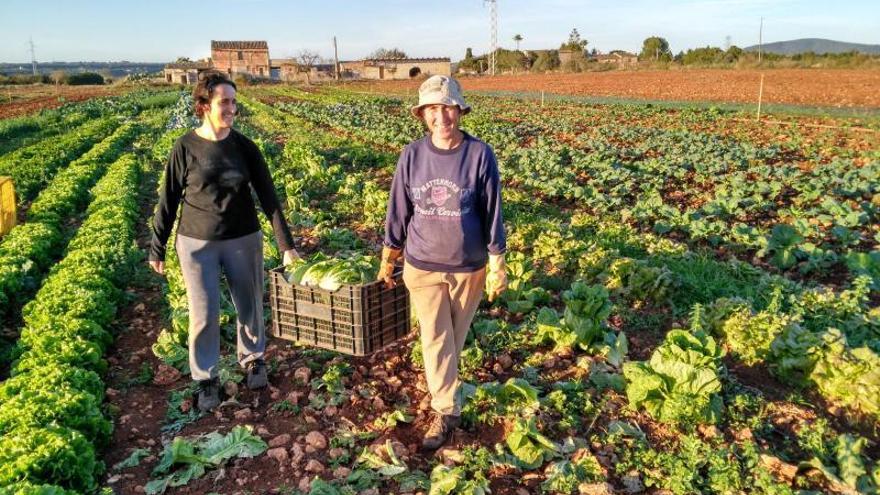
[379,75,508,450]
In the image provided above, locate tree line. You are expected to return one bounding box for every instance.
[455,30,880,73]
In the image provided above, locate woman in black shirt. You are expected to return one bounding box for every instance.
[148,71,298,411]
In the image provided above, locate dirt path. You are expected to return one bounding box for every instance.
[101,160,517,494]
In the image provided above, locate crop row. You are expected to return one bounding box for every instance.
[0,150,145,491]
[0,108,169,331]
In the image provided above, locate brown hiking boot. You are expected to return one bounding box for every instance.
[422,412,460,451]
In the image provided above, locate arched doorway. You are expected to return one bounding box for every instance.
[409,66,421,78]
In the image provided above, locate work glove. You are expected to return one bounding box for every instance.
[486,254,508,302]
[282,248,301,266]
[378,246,402,289]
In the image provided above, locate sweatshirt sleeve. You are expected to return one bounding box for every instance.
[383,147,412,250]
[148,142,186,261]
[245,138,295,253]
[482,147,506,255]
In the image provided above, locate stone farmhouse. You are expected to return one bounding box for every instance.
[340,57,451,80]
[211,40,271,77]
[593,50,638,67]
[163,41,450,82]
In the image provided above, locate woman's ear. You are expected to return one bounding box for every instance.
[196,101,209,118]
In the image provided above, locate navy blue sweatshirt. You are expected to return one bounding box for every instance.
[148,129,294,261]
[384,132,506,272]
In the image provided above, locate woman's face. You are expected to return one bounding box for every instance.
[422,104,460,140]
[203,83,237,129]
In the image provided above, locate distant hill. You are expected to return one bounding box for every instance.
[0,61,165,77]
[744,38,880,55]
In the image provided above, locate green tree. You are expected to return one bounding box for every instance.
[513,34,524,51]
[560,28,588,51]
[458,48,481,72]
[639,36,672,62]
[531,50,560,72]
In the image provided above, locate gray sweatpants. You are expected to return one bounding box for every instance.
[175,231,265,381]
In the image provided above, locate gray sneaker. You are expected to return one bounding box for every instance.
[422,412,460,451]
[246,359,268,390]
[196,378,221,412]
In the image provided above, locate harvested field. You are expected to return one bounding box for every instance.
[0,84,126,119]
[352,69,880,108]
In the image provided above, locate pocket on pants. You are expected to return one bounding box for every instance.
[402,261,440,290]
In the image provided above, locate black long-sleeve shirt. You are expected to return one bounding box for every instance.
[148,129,294,261]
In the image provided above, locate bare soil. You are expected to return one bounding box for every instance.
[0,84,124,119]
[350,69,880,108]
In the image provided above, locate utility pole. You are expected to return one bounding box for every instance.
[758,17,763,64]
[332,36,340,80]
[29,37,37,76]
[484,0,498,76]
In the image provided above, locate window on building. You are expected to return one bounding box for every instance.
[237,51,243,60]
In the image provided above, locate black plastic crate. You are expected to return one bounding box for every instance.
[268,266,410,356]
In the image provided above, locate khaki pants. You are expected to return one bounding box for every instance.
[403,261,486,416]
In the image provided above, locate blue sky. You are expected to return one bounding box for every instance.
[1,0,878,62]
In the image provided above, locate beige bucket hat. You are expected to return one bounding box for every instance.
[410,75,471,118]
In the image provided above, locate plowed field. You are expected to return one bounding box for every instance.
[354,69,880,108]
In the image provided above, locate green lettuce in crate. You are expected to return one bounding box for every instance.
[284,252,379,291]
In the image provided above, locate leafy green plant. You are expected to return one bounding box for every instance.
[498,251,551,313]
[603,257,675,307]
[462,378,541,426]
[760,224,804,270]
[562,281,612,348]
[0,425,99,492]
[310,362,352,407]
[505,417,559,469]
[146,425,267,494]
[540,453,604,494]
[428,447,494,495]
[809,329,880,417]
[800,434,879,494]
[623,329,724,425]
[721,308,795,365]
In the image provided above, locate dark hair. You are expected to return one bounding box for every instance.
[193,71,237,118]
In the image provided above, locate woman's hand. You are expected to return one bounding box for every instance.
[148,260,165,276]
[486,254,508,302]
[377,246,402,289]
[282,249,301,266]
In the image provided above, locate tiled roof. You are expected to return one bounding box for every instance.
[165,61,213,70]
[211,40,268,50]
[367,57,450,63]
